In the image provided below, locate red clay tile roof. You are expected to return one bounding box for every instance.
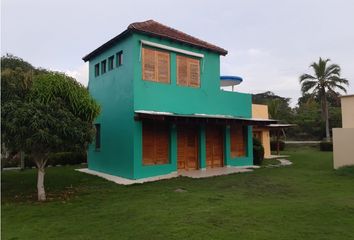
[83,20,227,61]
[128,20,228,55]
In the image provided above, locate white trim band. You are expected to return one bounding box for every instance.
[140,40,204,58]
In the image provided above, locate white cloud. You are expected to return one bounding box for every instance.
[64,63,89,86]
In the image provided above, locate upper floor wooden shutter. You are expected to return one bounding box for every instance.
[177,55,188,86]
[189,58,200,87]
[156,51,170,83]
[142,47,170,83]
[177,55,200,87]
[142,48,156,81]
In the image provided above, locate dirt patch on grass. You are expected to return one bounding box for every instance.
[2,185,81,204]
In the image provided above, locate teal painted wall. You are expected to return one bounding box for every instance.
[132,33,252,117]
[199,125,207,169]
[87,34,135,179]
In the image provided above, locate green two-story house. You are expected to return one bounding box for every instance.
[83,20,270,180]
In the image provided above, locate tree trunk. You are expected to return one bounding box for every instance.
[35,158,47,201]
[37,167,46,201]
[320,89,331,142]
[324,96,331,141]
[20,151,25,171]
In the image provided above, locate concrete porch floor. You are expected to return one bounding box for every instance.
[178,166,256,178]
[76,166,258,185]
[265,155,290,159]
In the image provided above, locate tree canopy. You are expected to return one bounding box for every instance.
[1,54,100,201]
[1,54,35,72]
[252,91,293,122]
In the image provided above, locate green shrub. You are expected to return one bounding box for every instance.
[253,138,264,165]
[25,152,86,167]
[47,152,86,166]
[1,155,20,168]
[270,140,285,151]
[320,141,333,151]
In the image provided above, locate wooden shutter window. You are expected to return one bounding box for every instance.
[157,51,170,83]
[189,58,200,87]
[177,55,200,87]
[142,122,155,165]
[155,125,170,164]
[142,47,170,83]
[177,56,188,86]
[230,125,246,158]
[142,48,156,81]
[142,121,170,165]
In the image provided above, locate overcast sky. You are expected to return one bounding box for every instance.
[2,0,353,106]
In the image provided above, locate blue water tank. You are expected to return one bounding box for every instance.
[220,76,243,86]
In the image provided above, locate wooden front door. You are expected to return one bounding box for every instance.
[177,126,199,170]
[206,125,224,168]
[142,121,170,165]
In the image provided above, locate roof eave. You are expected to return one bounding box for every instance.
[82,29,131,62]
[82,27,228,62]
[134,110,277,125]
[133,29,227,55]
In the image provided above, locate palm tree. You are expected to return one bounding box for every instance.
[299,57,349,141]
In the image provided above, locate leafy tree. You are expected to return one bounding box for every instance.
[253,91,286,104]
[252,91,293,122]
[298,92,341,108]
[1,54,35,72]
[1,55,36,170]
[1,55,100,201]
[299,58,349,140]
[292,101,324,140]
[267,98,281,119]
[295,94,342,140]
[1,56,34,102]
[328,106,342,129]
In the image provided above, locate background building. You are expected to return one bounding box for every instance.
[333,95,354,169]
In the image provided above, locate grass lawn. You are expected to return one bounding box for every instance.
[2,146,354,240]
